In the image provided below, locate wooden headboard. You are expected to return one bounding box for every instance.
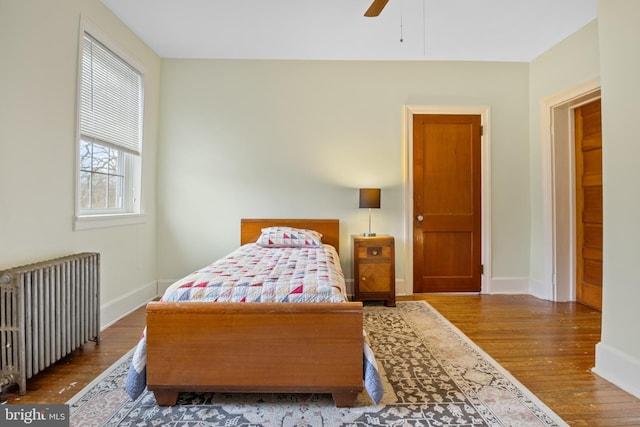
[240,219,340,253]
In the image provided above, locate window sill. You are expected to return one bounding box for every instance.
[74,213,147,231]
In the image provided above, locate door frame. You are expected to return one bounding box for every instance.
[402,105,491,295]
[540,79,601,301]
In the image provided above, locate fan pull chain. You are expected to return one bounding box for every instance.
[400,0,404,42]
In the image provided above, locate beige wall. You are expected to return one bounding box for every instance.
[528,4,640,397]
[528,21,601,298]
[0,0,161,327]
[593,0,640,397]
[156,59,530,293]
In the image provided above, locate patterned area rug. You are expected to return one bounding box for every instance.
[68,301,568,426]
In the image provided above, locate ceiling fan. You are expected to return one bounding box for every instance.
[364,0,390,17]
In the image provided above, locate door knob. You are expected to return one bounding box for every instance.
[416,214,424,224]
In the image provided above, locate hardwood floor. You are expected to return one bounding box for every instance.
[2,306,146,405]
[407,294,640,426]
[3,294,640,426]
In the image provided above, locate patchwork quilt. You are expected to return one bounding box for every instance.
[125,243,384,404]
[162,243,348,303]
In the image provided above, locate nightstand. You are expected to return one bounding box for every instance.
[352,235,395,307]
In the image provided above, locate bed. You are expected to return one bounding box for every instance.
[125,219,382,407]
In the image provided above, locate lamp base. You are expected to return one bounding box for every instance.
[362,232,377,237]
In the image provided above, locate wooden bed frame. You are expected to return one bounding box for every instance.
[145,219,364,407]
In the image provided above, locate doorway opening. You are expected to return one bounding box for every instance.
[541,80,601,302]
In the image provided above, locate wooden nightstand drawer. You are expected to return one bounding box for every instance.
[357,245,392,260]
[352,235,395,307]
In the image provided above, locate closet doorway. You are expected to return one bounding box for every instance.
[543,81,601,306]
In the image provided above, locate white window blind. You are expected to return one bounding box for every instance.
[80,33,142,154]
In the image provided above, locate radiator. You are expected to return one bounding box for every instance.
[0,252,100,395]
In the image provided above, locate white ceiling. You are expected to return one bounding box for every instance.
[100,0,597,62]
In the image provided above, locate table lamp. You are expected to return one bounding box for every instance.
[359,188,381,237]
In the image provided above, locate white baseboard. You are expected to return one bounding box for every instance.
[527,277,554,300]
[100,280,158,330]
[593,341,640,399]
[394,278,409,296]
[157,279,176,296]
[485,276,530,294]
[345,278,354,297]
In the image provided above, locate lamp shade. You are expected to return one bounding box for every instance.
[359,188,381,209]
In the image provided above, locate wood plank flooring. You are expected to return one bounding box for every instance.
[2,306,146,405]
[408,294,640,426]
[3,294,639,426]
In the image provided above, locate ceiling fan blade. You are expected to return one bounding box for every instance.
[364,0,390,17]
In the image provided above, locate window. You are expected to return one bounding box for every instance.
[79,138,127,211]
[77,32,143,221]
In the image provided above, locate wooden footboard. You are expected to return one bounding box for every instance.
[145,301,364,407]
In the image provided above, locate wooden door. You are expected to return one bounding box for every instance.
[575,99,602,310]
[413,114,482,293]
